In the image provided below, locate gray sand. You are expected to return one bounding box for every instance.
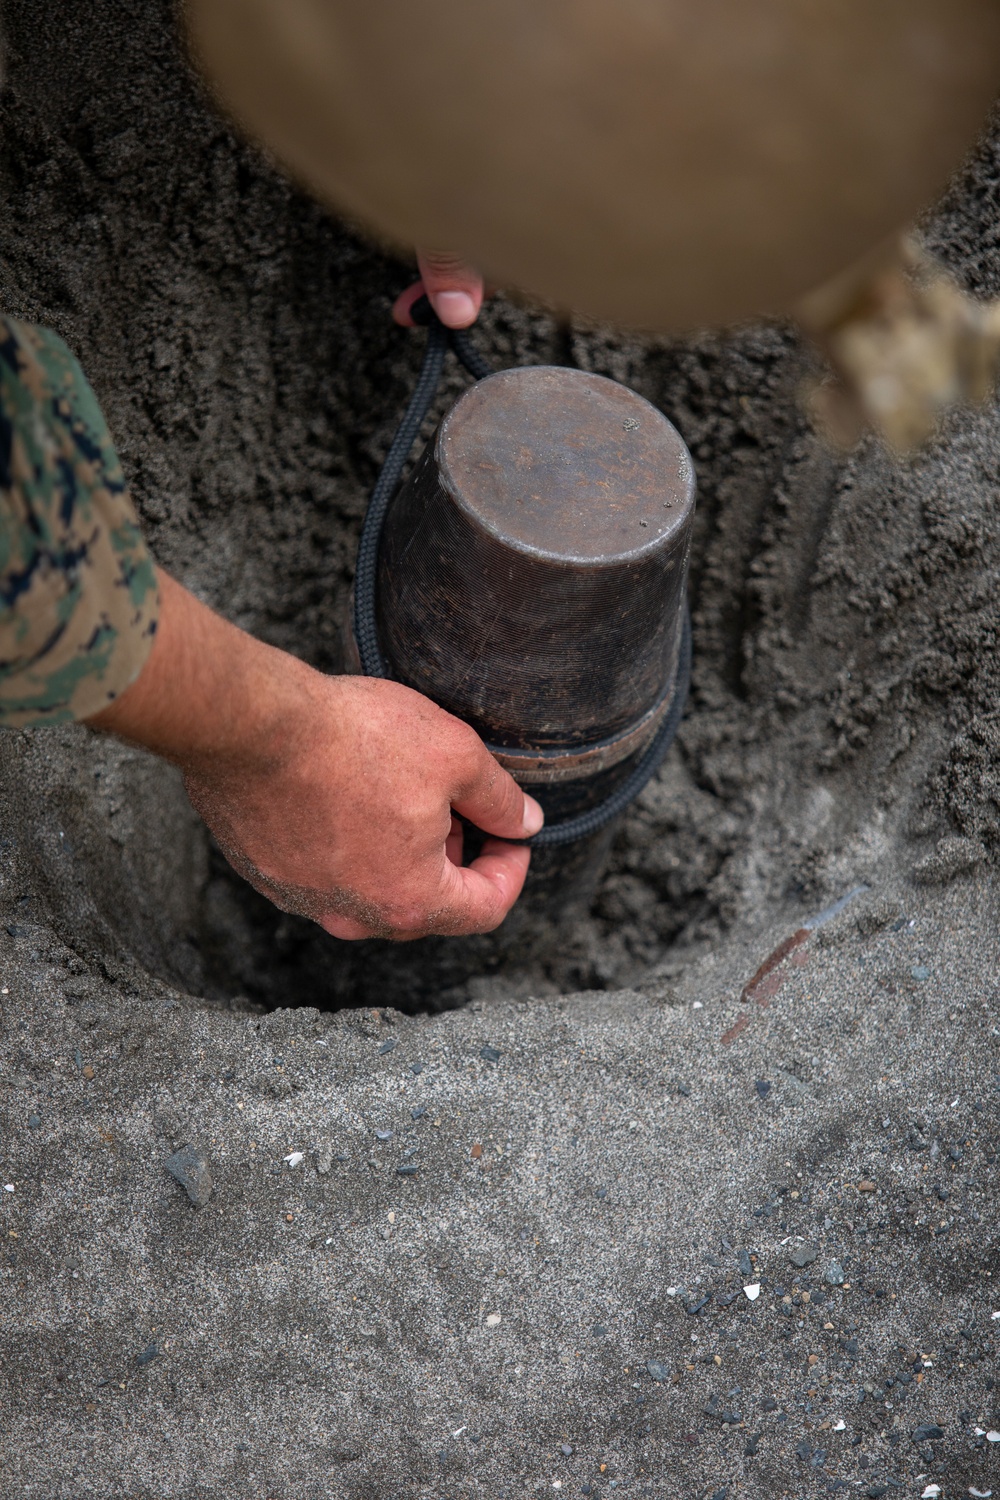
[0,2,998,1495]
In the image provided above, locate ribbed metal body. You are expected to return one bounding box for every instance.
[377,365,694,838]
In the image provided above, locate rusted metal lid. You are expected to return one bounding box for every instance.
[438,367,694,565]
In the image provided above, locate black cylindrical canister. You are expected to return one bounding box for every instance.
[376,366,695,856]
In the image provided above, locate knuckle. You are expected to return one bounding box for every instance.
[421,249,465,274]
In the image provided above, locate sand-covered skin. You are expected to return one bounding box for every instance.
[0,1,998,1495]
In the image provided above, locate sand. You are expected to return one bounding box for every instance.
[0,1,997,1495]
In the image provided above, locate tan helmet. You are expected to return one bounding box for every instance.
[186,0,1000,334]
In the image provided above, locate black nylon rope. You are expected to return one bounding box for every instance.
[354,296,691,846]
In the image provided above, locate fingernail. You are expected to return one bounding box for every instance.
[433,290,476,327]
[521,795,544,836]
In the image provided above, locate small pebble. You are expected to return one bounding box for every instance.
[824,1261,845,1286]
[910,965,931,981]
[738,1250,753,1276]
[396,1163,418,1177]
[411,1106,427,1120]
[164,1144,213,1208]
[646,1360,669,1382]
[755,1080,771,1100]
[479,1045,502,1063]
[912,1423,944,1442]
[789,1242,818,1268]
[27,1114,40,1129]
[560,1443,573,1456]
[595,1187,607,1200]
[135,1342,160,1368]
[592,1325,607,1338]
[375,1129,394,1141]
[410,1062,424,1075]
[378,1039,397,1055]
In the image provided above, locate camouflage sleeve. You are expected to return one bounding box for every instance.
[0,317,159,728]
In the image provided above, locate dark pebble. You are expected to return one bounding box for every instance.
[677,1083,692,1097]
[711,1490,727,1500]
[755,1080,771,1099]
[761,1397,778,1412]
[789,1242,818,1268]
[136,1342,160,1368]
[910,965,931,981]
[396,1163,419,1177]
[592,1325,607,1338]
[378,1039,398,1055]
[164,1144,213,1208]
[560,1443,573,1456]
[715,1292,737,1306]
[795,1439,812,1461]
[27,1114,40,1129]
[479,1045,502,1063]
[744,1432,762,1457]
[410,1062,424,1075]
[595,1187,607,1200]
[646,1360,669,1382]
[411,1105,427,1120]
[738,1250,753,1277]
[911,1423,944,1443]
[824,1260,845,1286]
[685,1294,711,1315]
[375,1129,394,1141]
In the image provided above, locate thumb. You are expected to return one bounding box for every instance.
[450,735,543,842]
[417,249,484,329]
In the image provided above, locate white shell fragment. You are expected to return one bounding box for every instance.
[743,1283,761,1301]
[283,1151,305,1168]
[485,1313,501,1327]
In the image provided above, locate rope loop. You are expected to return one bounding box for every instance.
[353,298,691,843]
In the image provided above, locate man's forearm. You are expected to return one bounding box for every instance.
[86,569,309,777]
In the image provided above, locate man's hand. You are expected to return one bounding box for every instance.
[87,571,541,940]
[393,249,485,329]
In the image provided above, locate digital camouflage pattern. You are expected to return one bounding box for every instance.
[0,317,158,727]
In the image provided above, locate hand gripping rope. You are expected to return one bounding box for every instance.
[353,297,691,847]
